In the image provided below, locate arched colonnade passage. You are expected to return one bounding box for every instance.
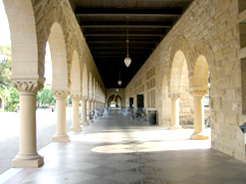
[1,0,246,169]
[167,36,211,140]
[2,0,106,168]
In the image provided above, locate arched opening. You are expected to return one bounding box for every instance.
[48,23,68,90]
[108,94,122,109]
[69,50,81,131]
[169,50,193,129]
[191,55,210,140]
[0,1,14,112]
[46,22,70,142]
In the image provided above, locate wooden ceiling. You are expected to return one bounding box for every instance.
[69,0,193,88]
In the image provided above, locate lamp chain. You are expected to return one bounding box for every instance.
[126,15,129,57]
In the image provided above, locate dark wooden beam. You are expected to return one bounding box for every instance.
[87,40,158,44]
[85,33,164,37]
[75,8,183,16]
[82,25,172,28]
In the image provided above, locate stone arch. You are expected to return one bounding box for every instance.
[3,0,45,85]
[169,50,187,94]
[32,0,80,88]
[82,64,88,98]
[189,39,214,140]
[70,50,81,94]
[190,39,214,86]
[108,94,122,108]
[193,55,209,89]
[48,23,68,90]
[168,34,190,87]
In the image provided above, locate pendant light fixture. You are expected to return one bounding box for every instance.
[118,70,122,86]
[124,15,131,67]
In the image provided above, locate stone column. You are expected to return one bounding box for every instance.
[87,99,91,112]
[190,89,209,140]
[91,100,94,111]
[169,93,182,130]
[12,80,44,168]
[81,97,89,126]
[70,94,82,131]
[52,90,70,142]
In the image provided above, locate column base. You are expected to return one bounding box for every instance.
[12,156,44,168]
[52,134,70,142]
[80,121,89,126]
[70,126,82,132]
[170,125,182,130]
[190,132,209,140]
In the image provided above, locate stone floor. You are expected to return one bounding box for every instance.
[0,110,246,184]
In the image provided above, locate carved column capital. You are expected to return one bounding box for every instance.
[52,89,69,98]
[70,93,81,100]
[82,95,88,101]
[11,78,44,94]
[168,93,180,100]
[190,87,208,97]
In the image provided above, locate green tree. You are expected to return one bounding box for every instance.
[0,45,12,110]
[8,86,19,111]
[37,87,56,106]
[0,45,11,86]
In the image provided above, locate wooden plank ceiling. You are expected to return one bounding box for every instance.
[69,0,193,88]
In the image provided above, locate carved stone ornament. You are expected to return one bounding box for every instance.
[82,95,88,101]
[52,89,69,98]
[168,93,181,100]
[70,93,81,100]
[12,79,44,93]
[190,87,208,97]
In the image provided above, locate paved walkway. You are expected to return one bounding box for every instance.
[0,110,246,184]
[0,108,73,175]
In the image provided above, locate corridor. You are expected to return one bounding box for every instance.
[1,111,246,184]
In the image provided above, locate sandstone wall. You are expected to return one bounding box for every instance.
[125,0,246,161]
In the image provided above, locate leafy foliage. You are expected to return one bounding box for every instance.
[0,45,12,109]
[9,86,19,105]
[37,87,56,105]
[0,45,11,87]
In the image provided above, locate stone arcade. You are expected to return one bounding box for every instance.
[1,0,246,170]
